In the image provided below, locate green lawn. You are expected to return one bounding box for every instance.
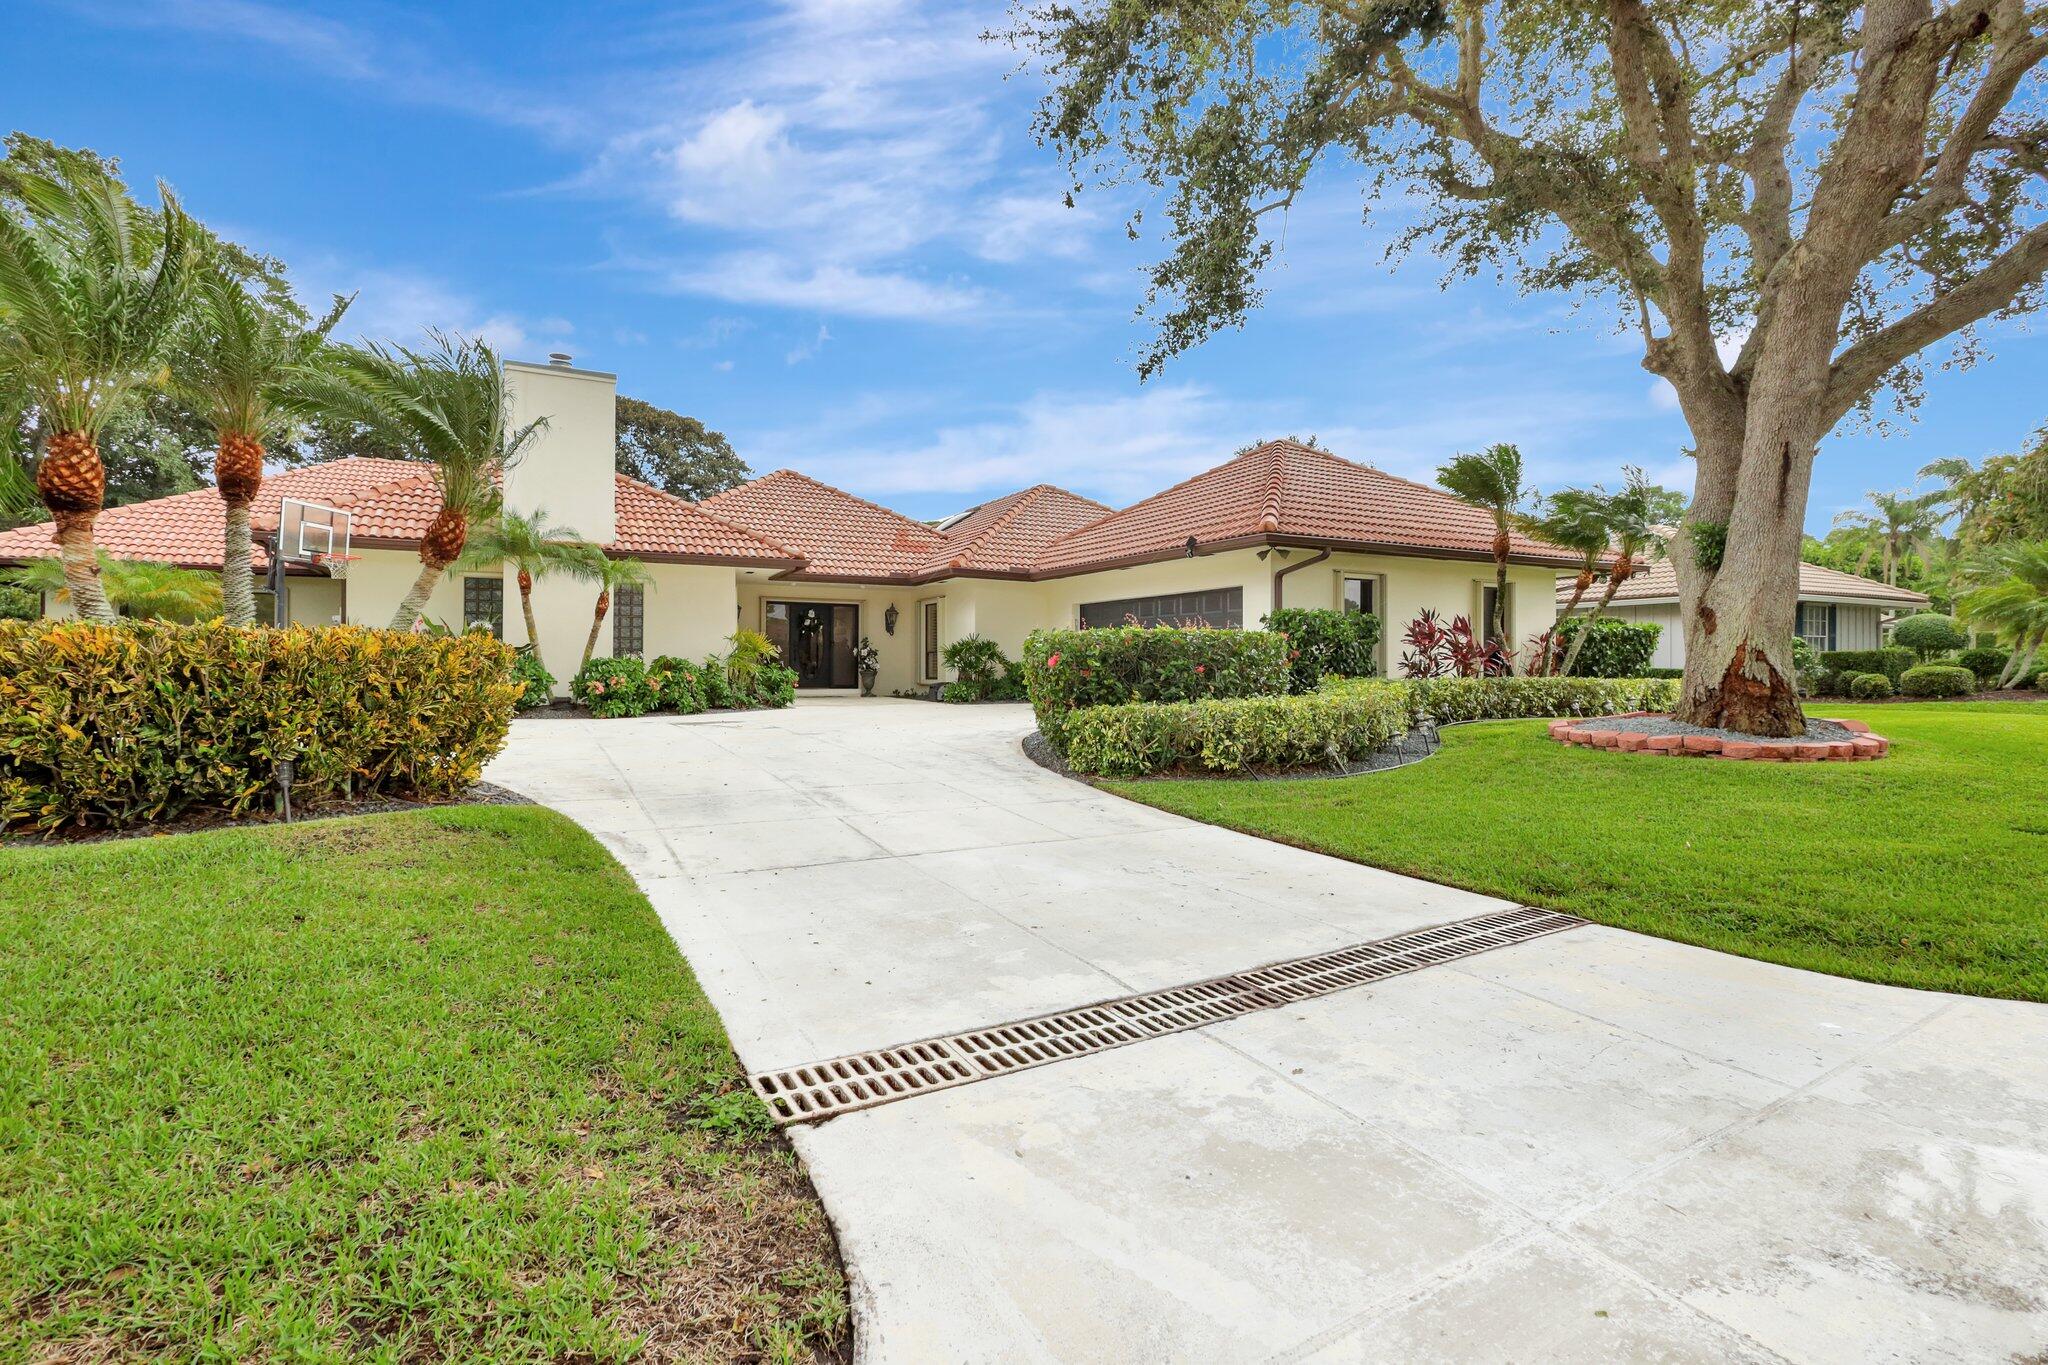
[1111,702,2048,1002]
[0,807,848,1363]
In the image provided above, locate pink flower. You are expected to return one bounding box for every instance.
[1194,664,1206,675]
[1047,652,1062,668]
[589,681,606,695]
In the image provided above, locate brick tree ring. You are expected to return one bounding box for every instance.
[1545,712,1890,762]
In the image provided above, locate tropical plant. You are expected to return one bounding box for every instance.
[165,248,350,624]
[1012,4,2048,738]
[1957,541,2048,688]
[1399,610,1507,680]
[574,553,649,668]
[1435,443,1529,666]
[1519,488,1614,675]
[461,508,584,678]
[1,552,220,621]
[1561,471,1686,677]
[0,156,195,620]
[1832,489,1949,586]
[303,332,543,630]
[1921,440,2048,549]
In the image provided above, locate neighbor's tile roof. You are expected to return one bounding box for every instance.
[920,484,1113,576]
[1558,557,1930,608]
[700,469,947,579]
[1029,439,1587,574]
[0,456,798,570]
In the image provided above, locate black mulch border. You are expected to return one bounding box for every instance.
[1021,724,1440,785]
[4,782,533,848]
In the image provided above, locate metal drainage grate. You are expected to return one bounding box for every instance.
[751,906,1584,1125]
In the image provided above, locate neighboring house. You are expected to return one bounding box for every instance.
[0,356,1591,692]
[1555,559,1930,670]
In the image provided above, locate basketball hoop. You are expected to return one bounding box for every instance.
[308,550,361,580]
[277,498,354,578]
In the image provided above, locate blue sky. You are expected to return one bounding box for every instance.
[8,0,2043,530]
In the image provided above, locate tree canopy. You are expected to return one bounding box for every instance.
[615,397,749,500]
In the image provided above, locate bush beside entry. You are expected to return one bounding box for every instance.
[571,657,658,718]
[0,621,520,832]
[1262,608,1381,692]
[941,634,1025,702]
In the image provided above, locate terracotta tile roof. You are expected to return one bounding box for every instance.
[0,457,798,570]
[700,469,947,579]
[1558,558,1930,608]
[1029,440,1587,575]
[921,484,1112,577]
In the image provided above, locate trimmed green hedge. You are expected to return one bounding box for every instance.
[1055,686,1410,777]
[1820,647,1914,688]
[1023,627,1290,743]
[1351,675,1681,727]
[1262,608,1381,692]
[1899,663,1976,698]
[1849,672,1895,699]
[1956,647,2009,683]
[0,621,519,832]
[1553,616,1662,677]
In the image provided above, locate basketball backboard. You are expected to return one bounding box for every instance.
[276,499,354,577]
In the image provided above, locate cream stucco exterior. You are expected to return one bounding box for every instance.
[1594,598,1887,670]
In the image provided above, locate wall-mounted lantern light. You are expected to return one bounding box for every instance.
[884,603,900,635]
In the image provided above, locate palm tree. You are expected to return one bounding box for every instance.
[165,249,350,624]
[1957,541,2048,688]
[1560,468,1684,677]
[305,332,545,630]
[0,159,195,621]
[1437,443,1530,668]
[461,507,583,676]
[1519,488,1613,675]
[575,552,649,669]
[2,553,221,622]
[1832,488,1947,586]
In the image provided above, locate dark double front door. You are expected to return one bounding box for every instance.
[764,601,859,689]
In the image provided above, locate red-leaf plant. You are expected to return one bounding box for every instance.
[1400,609,1508,679]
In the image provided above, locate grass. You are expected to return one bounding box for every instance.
[1110,702,2048,1002]
[0,806,848,1363]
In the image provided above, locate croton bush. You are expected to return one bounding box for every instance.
[1054,685,1411,777]
[1022,626,1289,744]
[0,621,520,832]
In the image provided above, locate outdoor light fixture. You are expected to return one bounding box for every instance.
[884,603,899,635]
[1184,535,1198,558]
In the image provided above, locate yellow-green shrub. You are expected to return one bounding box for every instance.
[1338,675,1680,726]
[0,621,520,832]
[1055,685,1410,777]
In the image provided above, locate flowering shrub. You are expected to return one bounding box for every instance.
[1022,627,1289,743]
[1054,686,1411,777]
[1262,608,1381,692]
[571,656,657,718]
[697,657,736,709]
[1325,675,1679,726]
[648,655,708,714]
[0,621,519,831]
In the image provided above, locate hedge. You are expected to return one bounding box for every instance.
[1348,675,1681,727]
[1553,616,1662,677]
[1054,686,1410,777]
[1956,647,2009,682]
[1820,647,1914,688]
[1849,671,1895,699]
[1023,627,1290,743]
[1262,608,1381,692]
[648,656,709,714]
[0,621,519,832]
[1899,663,1976,698]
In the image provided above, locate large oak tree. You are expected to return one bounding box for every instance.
[1010,0,2048,735]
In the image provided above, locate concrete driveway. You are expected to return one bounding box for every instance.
[488,699,2048,1363]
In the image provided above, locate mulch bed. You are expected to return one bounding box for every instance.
[1022,725,1440,784]
[3,781,532,846]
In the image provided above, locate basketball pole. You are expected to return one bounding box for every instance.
[264,533,288,627]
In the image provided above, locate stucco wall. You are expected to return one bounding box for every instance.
[338,548,467,630]
[640,563,741,665]
[502,361,617,544]
[1274,551,1560,671]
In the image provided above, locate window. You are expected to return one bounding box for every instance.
[1342,577,1376,616]
[1798,602,1835,652]
[921,600,941,680]
[462,576,504,637]
[1078,587,1243,630]
[613,584,645,658]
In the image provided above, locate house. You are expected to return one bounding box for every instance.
[1555,558,1930,669]
[1,355,1592,692]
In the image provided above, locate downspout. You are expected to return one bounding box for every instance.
[1269,547,1331,616]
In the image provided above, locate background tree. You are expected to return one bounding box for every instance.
[0,156,193,621]
[1560,470,1687,676]
[1014,1,2048,736]
[308,333,545,630]
[1831,488,1949,585]
[575,553,650,668]
[615,397,749,500]
[1521,488,1616,673]
[166,249,350,624]
[462,508,584,676]
[1435,442,1529,663]
[1957,539,2048,684]
[1,553,221,621]
[1922,434,2048,546]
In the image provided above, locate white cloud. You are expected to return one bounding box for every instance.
[786,324,833,365]
[667,253,989,321]
[293,260,564,357]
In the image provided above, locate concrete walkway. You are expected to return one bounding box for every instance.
[488,699,2048,1363]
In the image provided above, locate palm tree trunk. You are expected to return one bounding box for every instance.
[1494,552,1512,674]
[518,569,544,675]
[1998,629,2041,689]
[55,516,116,623]
[1560,555,1631,677]
[389,558,447,631]
[1547,573,1596,676]
[582,590,610,669]
[222,502,257,626]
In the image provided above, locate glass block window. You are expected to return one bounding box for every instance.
[462,576,504,637]
[613,584,645,658]
[922,599,940,680]
[1078,587,1242,629]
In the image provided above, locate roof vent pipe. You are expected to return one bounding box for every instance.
[547,352,573,367]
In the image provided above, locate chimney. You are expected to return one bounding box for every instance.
[548,351,573,367]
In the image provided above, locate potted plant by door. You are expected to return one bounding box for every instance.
[853,636,881,696]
